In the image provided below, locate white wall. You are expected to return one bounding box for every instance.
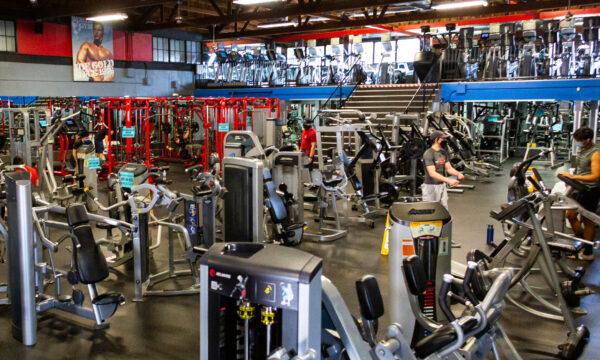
[0,61,195,97]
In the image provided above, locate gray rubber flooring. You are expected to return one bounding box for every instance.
[0,160,598,359]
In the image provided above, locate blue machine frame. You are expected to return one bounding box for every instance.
[440,79,600,103]
[193,85,354,101]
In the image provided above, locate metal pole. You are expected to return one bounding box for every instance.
[572,101,583,156]
[6,172,37,346]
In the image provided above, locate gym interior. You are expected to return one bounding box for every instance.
[1,1,600,359]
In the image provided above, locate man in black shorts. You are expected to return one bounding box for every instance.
[559,127,600,260]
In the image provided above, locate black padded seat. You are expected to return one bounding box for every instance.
[413,317,479,359]
[96,222,117,230]
[322,177,344,188]
[66,204,110,284]
[92,292,125,306]
[303,193,319,202]
[547,239,583,254]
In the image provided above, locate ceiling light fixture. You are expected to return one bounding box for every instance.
[233,0,285,5]
[432,0,488,11]
[257,21,296,28]
[86,13,128,22]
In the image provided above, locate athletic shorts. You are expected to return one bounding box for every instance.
[570,186,600,212]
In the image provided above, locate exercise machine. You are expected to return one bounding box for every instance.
[7,172,124,346]
[387,201,452,343]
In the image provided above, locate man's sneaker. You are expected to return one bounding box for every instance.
[451,240,462,248]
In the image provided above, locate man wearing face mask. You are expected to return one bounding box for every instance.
[559,127,600,261]
[300,119,317,165]
[422,130,464,210]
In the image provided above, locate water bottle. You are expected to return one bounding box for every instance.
[486,224,494,246]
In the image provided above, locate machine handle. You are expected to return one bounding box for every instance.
[463,261,480,306]
[439,274,456,322]
[530,168,546,191]
[527,176,544,193]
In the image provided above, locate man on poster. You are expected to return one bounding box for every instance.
[74,21,114,81]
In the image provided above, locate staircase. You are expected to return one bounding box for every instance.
[320,83,438,151]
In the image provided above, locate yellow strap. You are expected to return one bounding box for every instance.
[380,214,390,256]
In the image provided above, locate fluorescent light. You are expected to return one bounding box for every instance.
[233,0,285,5]
[86,13,128,22]
[257,22,296,28]
[307,17,329,22]
[432,1,487,10]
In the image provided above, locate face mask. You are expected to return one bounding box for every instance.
[574,141,584,148]
[440,140,447,146]
[303,124,311,130]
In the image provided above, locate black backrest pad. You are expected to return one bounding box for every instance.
[66,203,90,226]
[355,275,384,321]
[403,255,427,295]
[72,225,109,284]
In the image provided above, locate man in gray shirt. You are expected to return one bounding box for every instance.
[422,130,464,210]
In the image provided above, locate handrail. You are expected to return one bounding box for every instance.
[403,64,441,114]
[312,57,364,123]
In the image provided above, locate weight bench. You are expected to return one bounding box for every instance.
[66,204,125,325]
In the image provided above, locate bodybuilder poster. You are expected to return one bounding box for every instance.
[71,17,115,82]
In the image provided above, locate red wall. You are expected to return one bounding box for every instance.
[17,20,71,57]
[113,31,153,62]
[16,19,152,62]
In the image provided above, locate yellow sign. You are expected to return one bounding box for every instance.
[409,220,443,238]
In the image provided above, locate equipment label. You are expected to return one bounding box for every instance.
[440,237,449,256]
[119,171,134,189]
[122,127,135,138]
[87,157,101,170]
[217,123,229,132]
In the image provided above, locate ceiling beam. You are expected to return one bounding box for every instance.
[133,0,412,31]
[214,0,598,39]
[36,0,177,20]
[207,0,225,17]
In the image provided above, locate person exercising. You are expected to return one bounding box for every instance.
[422,131,464,209]
[75,22,114,81]
[423,131,464,247]
[559,127,600,261]
[300,119,317,165]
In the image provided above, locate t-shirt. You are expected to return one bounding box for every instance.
[423,148,448,185]
[300,127,317,157]
[16,166,39,187]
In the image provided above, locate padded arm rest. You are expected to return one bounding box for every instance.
[490,198,529,222]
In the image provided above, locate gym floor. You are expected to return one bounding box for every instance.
[0,163,598,359]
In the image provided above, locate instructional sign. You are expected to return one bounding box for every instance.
[218,123,230,132]
[122,127,135,138]
[119,171,134,189]
[87,157,101,170]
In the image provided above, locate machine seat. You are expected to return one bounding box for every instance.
[413,317,479,358]
[96,222,117,230]
[322,177,344,188]
[92,292,125,306]
[547,239,583,254]
[66,204,110,284]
